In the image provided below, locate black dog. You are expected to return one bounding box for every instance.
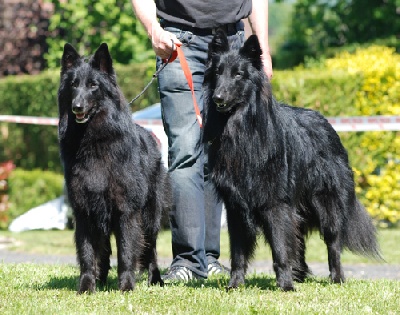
[203,30,381,291]
[58,43,170,293]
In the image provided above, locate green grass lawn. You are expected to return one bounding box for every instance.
[0,229,399,314]
[0,262,399,314]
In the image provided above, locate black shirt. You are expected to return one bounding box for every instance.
[155,0,252,29]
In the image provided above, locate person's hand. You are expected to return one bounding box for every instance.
[262,52,273,80]
[151,23,182,60]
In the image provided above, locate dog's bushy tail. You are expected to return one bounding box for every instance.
[342,199,383,260]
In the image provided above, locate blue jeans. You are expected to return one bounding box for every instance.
[156,25,244,278]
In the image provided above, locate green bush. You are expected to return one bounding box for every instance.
[272,70,362,117]
[2,169,64,229]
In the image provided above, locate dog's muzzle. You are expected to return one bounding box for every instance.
[72,104,92,124]
[213,95,229,111]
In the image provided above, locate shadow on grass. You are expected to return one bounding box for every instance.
[170,273,332,291]
[37,275,79,291]
[38,275,131,292]
[39,268,167,292]
[172,274,279,291]
[36,268,332,292]
[37,269,121,292]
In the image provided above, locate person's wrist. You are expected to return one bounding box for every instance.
[261,48,271,56]
[261,52,273,79]
[149,21,162,39]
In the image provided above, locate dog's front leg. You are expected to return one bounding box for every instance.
[226,207,257,289]
[115,211,141,291]
[75,216,97,294]
[263,205,296,291]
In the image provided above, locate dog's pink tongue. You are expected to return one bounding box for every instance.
[76,113,85,120]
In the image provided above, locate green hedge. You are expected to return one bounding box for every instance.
[0,64,158,172]
[272,70,363,117]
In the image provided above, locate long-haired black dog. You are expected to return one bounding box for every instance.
[58,43,170,293]
[203,30,381,291]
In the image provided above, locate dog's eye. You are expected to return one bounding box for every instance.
[89,82,97,88]
[71,81,78,88]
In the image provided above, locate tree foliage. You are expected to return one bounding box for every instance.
[45,0,154,68]
[277,0,399,68]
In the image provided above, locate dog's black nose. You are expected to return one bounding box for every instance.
[72,104,84,113]
[213,94,225,105]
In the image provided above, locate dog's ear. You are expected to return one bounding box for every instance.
[239,35,263,70]
[208,29,229,59]
[61,43,80,72]
[91,43,114,75]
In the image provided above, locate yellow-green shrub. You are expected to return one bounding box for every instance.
[325,46,400,116]
[325,46,400,226]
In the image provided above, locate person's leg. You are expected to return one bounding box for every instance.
[157,28,209,279]
[204,143,223,266]
[157,26,245,279]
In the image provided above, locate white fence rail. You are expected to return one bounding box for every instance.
[1,114,400,132]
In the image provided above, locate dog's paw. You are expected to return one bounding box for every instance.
[119,272,136,291]
[78,274,96,294]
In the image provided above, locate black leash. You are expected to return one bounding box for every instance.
[127,40,175,107]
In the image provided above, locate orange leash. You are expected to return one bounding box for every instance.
[175,45,203,127]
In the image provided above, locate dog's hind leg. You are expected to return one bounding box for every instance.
[312,195,345,283]
[292,233,311,283]
[226,206,257,289]
[141,239,163,287]
[262,205,298,291]
[140,195,164,286]
[96,235,111,286]
[326,235,344,283]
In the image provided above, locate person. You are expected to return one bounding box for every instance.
[131,0,273,282]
